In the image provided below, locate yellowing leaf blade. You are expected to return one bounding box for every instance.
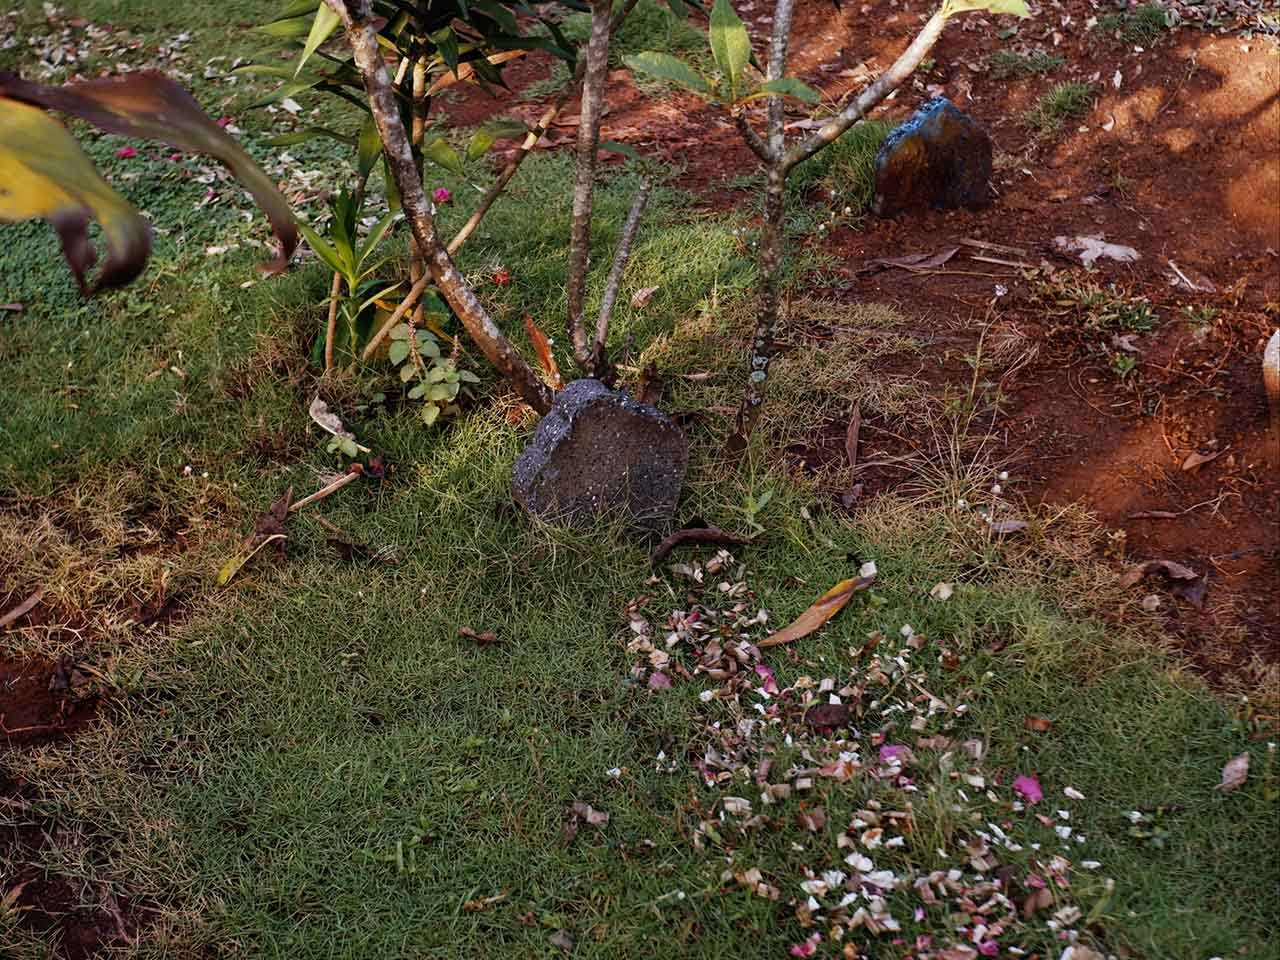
[0,97,151,293]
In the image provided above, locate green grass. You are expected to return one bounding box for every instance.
[2,3,1278,960]
[1024,82,1096,135]
[1096,2,1175,42]
[988,48,1065,80]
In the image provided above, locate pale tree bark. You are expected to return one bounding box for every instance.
[409,55,429,326]
[323,270,342,371]
[566,0,614,373]
[730,1,950,446]
[323,0,553,414]
[591,175,653,373]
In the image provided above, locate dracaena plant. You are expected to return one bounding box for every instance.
[627,0,1029,449]
[296,0,691,416]
[0,71,297,294]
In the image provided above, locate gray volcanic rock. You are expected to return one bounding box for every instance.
[512,379,687,525]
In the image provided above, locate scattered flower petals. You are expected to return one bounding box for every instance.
[1216,752,1249,792]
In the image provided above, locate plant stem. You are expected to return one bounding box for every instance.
[362,273,433,361]
[591,176,653,374]
[325,0,552,414]
[566,0,613,374]
[409,54,429,327]
[323,270,342,371]
[446,0,639,257]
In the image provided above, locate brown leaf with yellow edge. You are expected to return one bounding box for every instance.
[0,97,152,293]
[757,575,874,648]
[0,71,296,274]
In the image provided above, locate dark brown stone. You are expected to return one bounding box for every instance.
[512,379,687,526]
[872,98,992,217]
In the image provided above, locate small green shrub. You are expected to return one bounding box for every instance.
[1024,81,1095,134]
[1097,2,1173,42]
[988,48,1064,79]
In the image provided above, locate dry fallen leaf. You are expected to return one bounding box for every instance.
[758,576,874,648]
[1216,752,1249,792]
[929,582,953,602]
[308,396,370,452]
[1024,715,1053,733]
[869,246,960,273]
[1181,448,1224,472]
[459,626,500,647]
[1119,558,1199,588]
[630,285,659,309]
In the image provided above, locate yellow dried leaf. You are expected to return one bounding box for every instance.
[758,576,873,648]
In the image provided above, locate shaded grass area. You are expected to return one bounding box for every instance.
[1,4,1278,960]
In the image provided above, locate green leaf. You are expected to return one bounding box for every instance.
[298,222,348,278]
[266,125,355,147]
[296,3,341,77]
[358,211,399,263]
[255,15,315,38]
[599,140,642,161]
[400,363,418,383]
[418,337,441,360]
[457,369,481,384]
[943,0,1030,16]
[467,119,527,160]
[269,0,321,22]
[622,52,714,98]
[740,76,820,104]
[709,0,752,99]
[421,137,463,175]
[428,382,458,402]
[407,383,427,400]
[421,404,441,427]
[388,341,411,365]
[389,323,412,341]
[356,115,381,181]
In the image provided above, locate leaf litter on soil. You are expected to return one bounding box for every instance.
[624,550,1119,958]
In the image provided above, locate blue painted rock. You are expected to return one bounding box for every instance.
[872,98,992,217]
[512,379,687,526]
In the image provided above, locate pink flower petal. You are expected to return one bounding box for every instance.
[978,940,1000,956]
[880,744,909,765]
[647,672,671,690]
[116,146,137,159]
[788,933,821,957]
[433,187,452,204]
[1013,774,1043,804]
[754,664,779,694]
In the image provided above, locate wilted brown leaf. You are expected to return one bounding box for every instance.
[758,576,873,648]
[522,314,563,390]
[1024,715,1053,733]
[1120,559,1199,588]
[1181,448,1224,472]
[459,626,500,647]
[804,703,852,732]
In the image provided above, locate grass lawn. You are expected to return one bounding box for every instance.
[1,2,1277,959]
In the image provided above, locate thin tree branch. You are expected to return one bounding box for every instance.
[591,175,653,372]
[783,10,947,171]
[566,0,614,374]
[323,270,342,372]
[734,112,773,162]
[765,0,797,159]
[361,272,432,361]
[325,0,552,414]
[447,0,641,257]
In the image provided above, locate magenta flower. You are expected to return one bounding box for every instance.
[754,664,779,694]
[433,186,452,204]
[788,933,821,957]
[977,940,1000,956]
[116,146,137,159]
[647,672,671,690]
[1013,774,1044,804]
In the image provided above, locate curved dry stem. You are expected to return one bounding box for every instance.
[591,176,653,373]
